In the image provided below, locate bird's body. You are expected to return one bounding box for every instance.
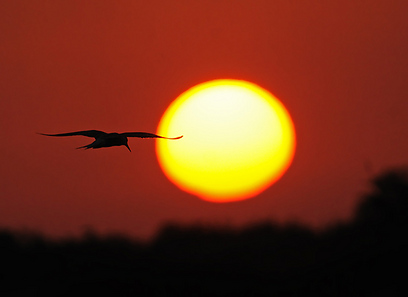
[39,130,182,152]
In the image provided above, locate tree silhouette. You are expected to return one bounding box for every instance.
[1,167,408,296]
[355,167,408,225]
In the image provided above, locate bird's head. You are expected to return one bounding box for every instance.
[124,138,131,152]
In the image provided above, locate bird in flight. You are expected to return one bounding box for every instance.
[39,130,183,152]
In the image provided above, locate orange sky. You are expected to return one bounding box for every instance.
[1,0,408,240]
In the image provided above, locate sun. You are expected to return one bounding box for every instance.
[156,79,296,202]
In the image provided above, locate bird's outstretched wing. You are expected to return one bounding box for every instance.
[38,130,108,138]
[121,132,183,140]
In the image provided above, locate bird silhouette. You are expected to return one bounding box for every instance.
[39,130,183,152]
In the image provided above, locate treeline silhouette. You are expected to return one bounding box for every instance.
[1,168,408,296]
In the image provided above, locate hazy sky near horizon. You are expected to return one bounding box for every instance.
[1,0,408,239]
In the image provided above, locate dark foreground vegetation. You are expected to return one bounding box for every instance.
[1,168,408,296]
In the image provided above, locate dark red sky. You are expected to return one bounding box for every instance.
[1,0,408,240]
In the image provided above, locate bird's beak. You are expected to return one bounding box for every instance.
[125,143,131,152]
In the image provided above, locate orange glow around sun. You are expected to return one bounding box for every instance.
[156,79,296,202]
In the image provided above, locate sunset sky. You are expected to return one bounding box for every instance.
[1,0,408,240]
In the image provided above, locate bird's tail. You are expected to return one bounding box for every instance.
[76,144,92,150]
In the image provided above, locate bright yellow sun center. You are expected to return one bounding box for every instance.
[156,79,296,202]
